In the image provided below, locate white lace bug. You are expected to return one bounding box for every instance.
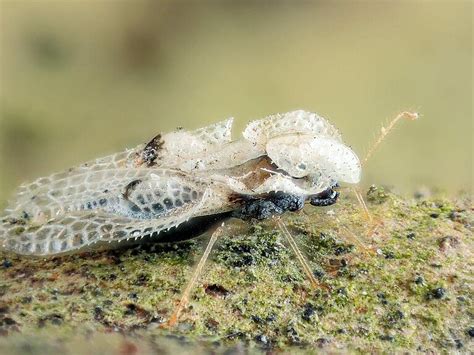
[0,110,361,256]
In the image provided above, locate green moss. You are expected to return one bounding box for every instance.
[0,188,472,353]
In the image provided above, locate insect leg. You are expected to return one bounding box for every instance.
[164,223,227,328]
[309,187,340,207]
[274,217,324,290]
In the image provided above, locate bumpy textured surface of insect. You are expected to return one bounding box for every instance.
[0,110,361,256]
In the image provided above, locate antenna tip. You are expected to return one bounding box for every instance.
[402,111,419,121]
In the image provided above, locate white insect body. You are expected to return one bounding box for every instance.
[0,110,361,256]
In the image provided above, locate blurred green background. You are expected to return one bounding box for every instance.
[0,0,472,205]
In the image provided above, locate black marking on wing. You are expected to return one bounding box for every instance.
[141,134,164,167]
[123,179,143,200]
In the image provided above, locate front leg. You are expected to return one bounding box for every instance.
[309,187,339,207]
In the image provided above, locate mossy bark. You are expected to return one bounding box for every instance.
[0,187,472,354]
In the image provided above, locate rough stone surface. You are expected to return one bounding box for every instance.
[0,187,472,354]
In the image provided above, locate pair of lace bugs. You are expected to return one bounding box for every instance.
[0,109,418,327]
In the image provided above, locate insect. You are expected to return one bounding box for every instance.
[0,109,363,255]
[0,109,417,325]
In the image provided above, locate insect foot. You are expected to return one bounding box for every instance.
[310,187,339,207]
[233,193,306,221]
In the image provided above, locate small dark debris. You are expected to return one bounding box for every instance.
[21,296,33,304]
[251,315,264,324]
[336,328,347,334]
[286,326,301,345]
[316,338,330,348]
[407,232,416,240]
[149,316,164,324]
[377,293,388,305]
[438,236,459,252]
[414,276,425,285]
[454,339,463,349]
[38,313,63,327]
[94,306,104,321]
[428,287,446,300]
[205,318,219,332]
[2,260,13,268]
[429,213,439,218]
[380,334,394,342]
[266,314,277,323]
[383,250,396,259]
[128,292,139,301]
[302,303,317,322]
[313,269,325,279]
[255,334,269,345]
[386,310,404,326]
[466,327,474,337]
[134,273,149,286]
[0,317,17,326]
[204,284,230,298]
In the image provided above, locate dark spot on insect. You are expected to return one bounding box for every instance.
[143,207,151,213]
[136,194,146,205]
[175,199,183,207]
[2,259,13,268]
[130,204,141,214]
[163,198,173,209]
[99,198,107,206]
[298,162,306,170]
[141,134,164,167]
[86,202,93,210]
[123,179,142,200]
[183,186,191,193]
[191,190,198,199]
[152,203,164,213]
[21,211,30,220]
[182,193,191,202]
[103,189,109,193]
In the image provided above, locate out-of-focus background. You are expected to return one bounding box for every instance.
[0,1,472,204]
